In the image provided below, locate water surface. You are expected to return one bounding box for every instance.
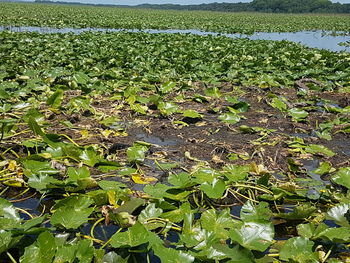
[0,26,349,52]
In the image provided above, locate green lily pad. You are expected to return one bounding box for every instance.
[153,245,195,263]
[51,196,94,229]
[305,144,335,157]
[222,164,250,182]
[0,231,13,254]
[201,209,235,239]
[182,109,202,119]
[229,221,274,252]
[289,108,308,122]
[279,237,318,263]
[269,97,288,112]
[47,89,64,108]
[21,231,56,263]
[161,203,191,223]
[218,112,241,124]
[277,204,317,220]
[138,203,163,223]
[110,222,150,248]
[240,201,272,222]
[101,252,129,263]
[127,145,148,163]
[200,178,226,199]
[80,147,100,167]
[332,167,350,189]
[327,203,350,227]
[158,101,178,116]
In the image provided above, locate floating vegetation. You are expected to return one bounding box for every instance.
[0,2,350,34]
[0,5,350,263]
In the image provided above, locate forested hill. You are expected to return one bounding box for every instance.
[33,0,350,13]
[137,0,350,13]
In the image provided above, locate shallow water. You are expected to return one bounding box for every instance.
[136,132,179,146]
[0,26,349,52]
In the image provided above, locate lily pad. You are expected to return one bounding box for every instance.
[229,221,274,252]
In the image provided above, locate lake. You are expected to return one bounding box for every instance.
[0,25,349,52]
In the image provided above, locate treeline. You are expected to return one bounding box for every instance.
[33,0,350,13]
[138,0,350,13]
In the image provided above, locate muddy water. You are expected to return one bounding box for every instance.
[136,132,179,146]
[0,26,349,52]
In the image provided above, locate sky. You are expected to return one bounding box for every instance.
[28,0,350,5]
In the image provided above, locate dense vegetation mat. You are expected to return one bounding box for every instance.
[1,2,350,34]
[0,31,350,262]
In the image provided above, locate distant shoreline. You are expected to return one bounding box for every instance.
[1,0,348,13]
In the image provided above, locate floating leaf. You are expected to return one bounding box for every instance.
[279,237,318,263]
[0,198,21,230]
[21,231,56,263]
[131,174,157,184]
[102,252,129,263]
[47,89,64,108]
[218,112,240,124]
[209,243,253,262]
[229,221,274,252]
[168,172,192,188]
[312,161,333,175]
[269,97,288,112]
[289,108,308,122]
[161,203,191,223]
[200,178,226,199]
[51,196,94,229]
[277,204,317,220]
[222,164,250,182]
[315,226,350,242]
[110,222,150,248]
[153,245,195,263]
[228,101,250,113]
[127,145,148,163]
[143,183,171,198]
[158,101,178,116]
[327,203,350,227]
[305,144,335,157]
[159,81,176,94]
[139,203,163,223]
[182,109,202,119]
[0,231,13,254]
[27,174,62,192]
[80,147,100,167]
[98,180,127,191]
[67,166,90,180]
[204,87,221,98]
[240,201,272,222]
[332,167,350,189]
[201,209,235,239]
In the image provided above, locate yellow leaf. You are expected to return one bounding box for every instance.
[131,174,157,184]
[107,190,119,207]
[134,119,150,126]
[48,108,61,114]
[38,153,52,159]
[80,130,89,139]
[101,129,113,138]
[8,160,17,171]
[114,131,128,137]
[4,178,26,188]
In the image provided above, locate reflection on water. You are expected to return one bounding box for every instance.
[0,26,349,52]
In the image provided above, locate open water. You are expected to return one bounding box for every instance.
[0,25,349,52]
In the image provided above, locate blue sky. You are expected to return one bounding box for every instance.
[30,0,350,5]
